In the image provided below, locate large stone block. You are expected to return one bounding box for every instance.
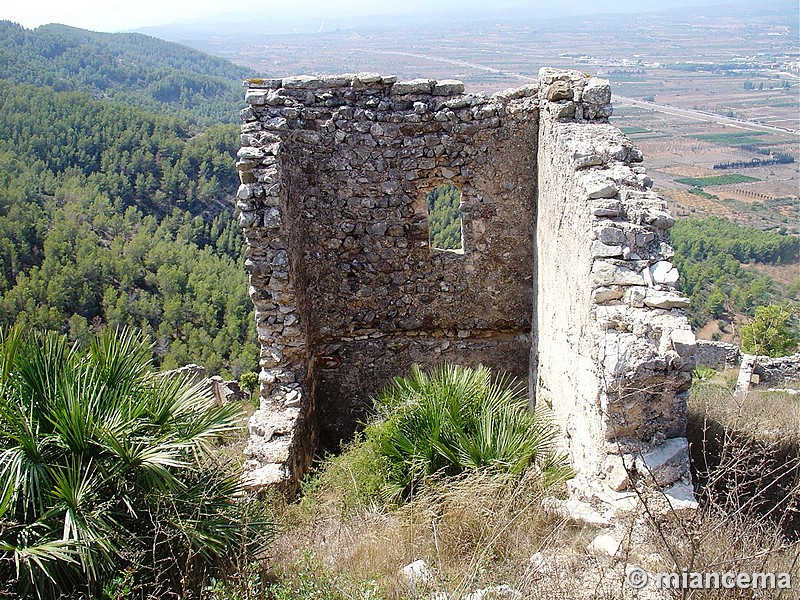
[433,80,465,95]
[391,78,434,95]
[635,438,689,486]
[583,78,612,106]
[592,261,646,286]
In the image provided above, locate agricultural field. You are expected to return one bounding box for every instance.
[613,103,798,232]
[675,175,761,187]
[164,3,799,233]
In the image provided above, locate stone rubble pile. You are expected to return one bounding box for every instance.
[753,352,800,386]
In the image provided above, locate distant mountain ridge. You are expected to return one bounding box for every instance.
[0,21,254,124]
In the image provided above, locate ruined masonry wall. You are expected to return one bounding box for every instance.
[754,353,800,387]
[237,68,696,502]
[237,73,539,488]
[696,340,741,371]
[536,70,695,502]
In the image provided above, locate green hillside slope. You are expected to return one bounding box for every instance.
[671,216,800,329]
[0,25,258,375]
[0,21,253,124]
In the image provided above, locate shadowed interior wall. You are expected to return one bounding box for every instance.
[237,75,540,487]
[276,93,539,448]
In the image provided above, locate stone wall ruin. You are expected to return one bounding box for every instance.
[236,68,696,506]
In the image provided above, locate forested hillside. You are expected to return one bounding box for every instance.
[0,81,239,213]
[0,25,257,376]
[0,21,253,125]
[671,216,800,329]
[426,184,462,250]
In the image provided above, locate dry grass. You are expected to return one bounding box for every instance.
[263,482,798,598]
[263,465,800,599]
[689,375,800,438]
[267,470,595,599]
[213,397,258,469]
[242,375,800,600]
[687,376,800,532]
[637,512,800,600]
[664,375,800,598]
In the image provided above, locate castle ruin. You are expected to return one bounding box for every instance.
[236,68,697,507]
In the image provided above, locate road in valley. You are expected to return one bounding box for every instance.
[364,49,799,138]
[612,96,800,137]
[362,49,538,83]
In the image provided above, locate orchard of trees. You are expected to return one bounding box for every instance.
[713,155,794,170]
[672,216,799,264]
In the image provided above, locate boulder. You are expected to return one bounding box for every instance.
[542,497,611,527]
[583,78,612,106]
[663,481,698,516]
[399,559,431,590]
[603,455,631,492]
[465,585,521,600]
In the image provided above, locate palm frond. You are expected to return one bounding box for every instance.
[367,363,572,498]
[0,327,261,598]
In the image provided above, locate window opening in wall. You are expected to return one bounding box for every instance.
[426,184,463,252]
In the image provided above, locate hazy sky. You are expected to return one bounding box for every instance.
[2,0,242,31]
[0,0,777,33]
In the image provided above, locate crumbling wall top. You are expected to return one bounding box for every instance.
[241,73,540,113]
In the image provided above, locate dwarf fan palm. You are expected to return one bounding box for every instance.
[0,326,268,599]
[368,364,572,499]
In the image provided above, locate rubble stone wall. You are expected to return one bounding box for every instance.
[695,340,741,371]
[237,68,696,499]
[754,352,800,386]
[535,70,695,498]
